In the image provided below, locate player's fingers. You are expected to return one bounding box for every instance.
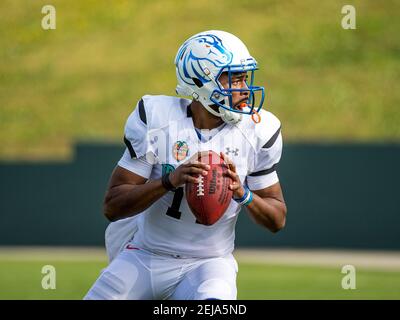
[221,152,236,172]
[184,167,208,176]
[185,160,210,169]
[229,182,241,190]
[184,175,200,184]
[228,159,236,171]
[221,151,233,164]
[223,170,235,182]
[189,163,211,171]
[225,171,236,182]
[226,169,239,181]
[220,151,229,163]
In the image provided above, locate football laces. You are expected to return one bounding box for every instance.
[197,175,205,197]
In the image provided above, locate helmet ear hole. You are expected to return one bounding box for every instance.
[191,77,204,88]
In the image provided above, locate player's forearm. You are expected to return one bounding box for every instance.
[245,194,287,233]
[104,179,168,221]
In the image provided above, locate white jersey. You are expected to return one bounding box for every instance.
[108,95,283,259]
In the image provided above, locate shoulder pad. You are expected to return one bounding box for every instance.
[239,109,282,152]
[140,95,191,130]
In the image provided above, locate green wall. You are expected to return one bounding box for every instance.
[0,143,399,249]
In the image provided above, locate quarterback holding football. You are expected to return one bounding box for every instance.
[84,30,287,300]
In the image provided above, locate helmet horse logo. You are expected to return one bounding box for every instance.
[176,34,233,86]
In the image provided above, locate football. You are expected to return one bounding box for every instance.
[185,150,233,226]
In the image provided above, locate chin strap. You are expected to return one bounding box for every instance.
[251,110,261,123]
[202,103,221,118]
[202,103,243,125]
[219,107,242,124]
[240,102,262,124]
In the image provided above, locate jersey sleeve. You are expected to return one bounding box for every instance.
[123,98,150,159]
[118,150,153,179]
[246,113,283,190]
[117,98,154,179]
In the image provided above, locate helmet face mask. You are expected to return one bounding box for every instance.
[211,65,265,116]
[175,30,265,123]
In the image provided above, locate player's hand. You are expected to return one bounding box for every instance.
[169,151,210,187]
[220,152,245,199]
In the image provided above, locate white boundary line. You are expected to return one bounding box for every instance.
[234,248,400,271]
[0,247,400,271]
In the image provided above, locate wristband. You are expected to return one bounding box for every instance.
[233,186,253,206]
[243,190,253,206]
[161,173,177,191]
[233,186,249,203]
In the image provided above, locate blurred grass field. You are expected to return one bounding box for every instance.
[0,249,399,300]
[1,0,400,160]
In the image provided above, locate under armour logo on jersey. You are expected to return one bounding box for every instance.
[225,147,239,156]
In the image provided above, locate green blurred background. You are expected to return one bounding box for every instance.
[1,0,400,300]
[1,0,399,160]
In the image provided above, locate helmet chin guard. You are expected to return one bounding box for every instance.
[175,30,265,125]
[219,106,243,125]
[201,102,242,125]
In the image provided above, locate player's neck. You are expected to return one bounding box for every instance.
[190,101,224,130]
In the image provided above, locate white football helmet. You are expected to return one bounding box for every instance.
[174,30,265,124]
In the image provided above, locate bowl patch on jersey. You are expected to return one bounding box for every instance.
[173,141,189,162]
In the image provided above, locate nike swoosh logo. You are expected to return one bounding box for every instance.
[126,244,139,250]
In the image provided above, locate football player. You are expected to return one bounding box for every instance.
[84,30,287,300]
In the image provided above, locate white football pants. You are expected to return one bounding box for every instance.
[84,245,238,300]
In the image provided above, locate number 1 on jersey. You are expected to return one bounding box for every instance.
[165,187,184,219]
